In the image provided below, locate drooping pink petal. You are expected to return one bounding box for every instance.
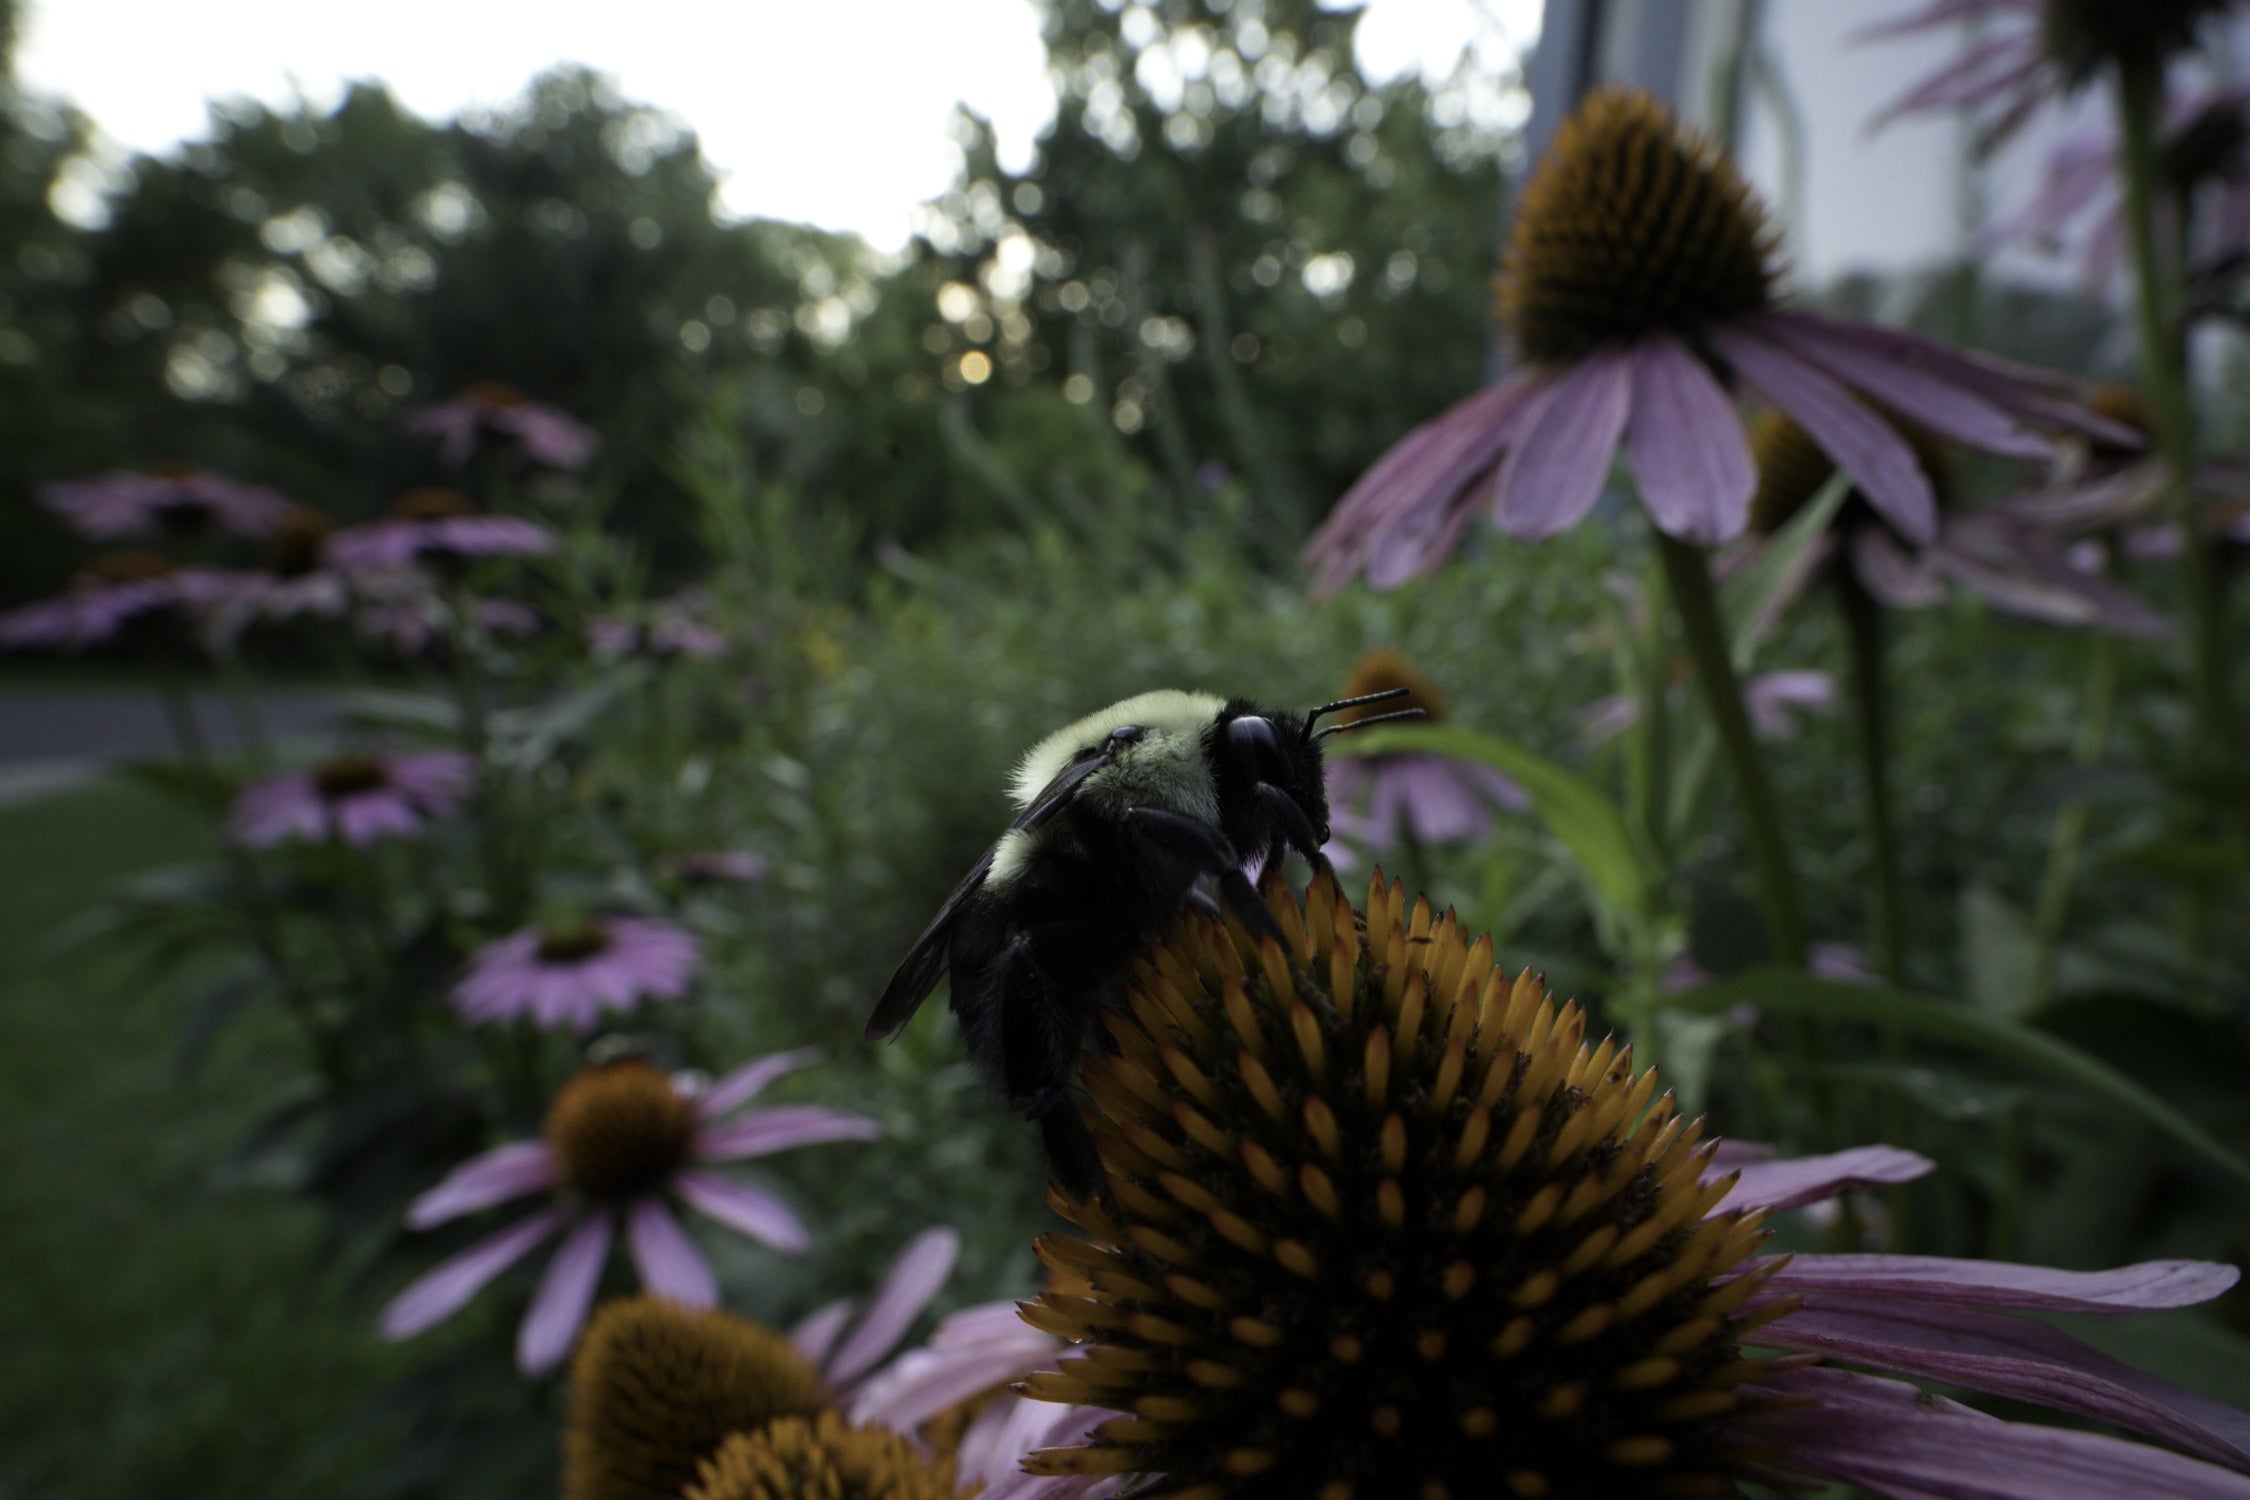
[1753,1293,2250,1470]
[695,1048,821,1121]
[849,1303,1062,1430]
[672,1168,810,1253]
[404,1140,559,1229]
[624,1197,717,1307]
[1932,515,2169,636]
[1758,1254,2240,1312]
[966,1393,1123,1500]
[1754,311,2054,460]
[1710,321,1938,545]
[1849,527,1950,608]
[379,1207,569,1340]
[1714,1144,1936,1214]
[1621,334,1755,544]
[516,1208,615,1375]
[824,1226,962,1388]
[692,1104,883,1162]
[1865,32,2045,133]
[1752,311,2139,445]
[1304,378,1535,594]
[1492,345,1634,540]
[1706,1139,1776,1171]
[792,1299,856,1370]
[1851,0,2034,45]
[1735,1366,2250,1500]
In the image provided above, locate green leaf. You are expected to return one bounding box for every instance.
[1717,469,1849,667]
[1345,723,1651,921]
[1668,967,2250,1188]
[1959,882,2038,1020]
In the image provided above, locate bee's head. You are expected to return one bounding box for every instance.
[1215,688,1421,856]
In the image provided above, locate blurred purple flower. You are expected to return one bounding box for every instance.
[382,1053,879,1375]
[1663,939,1879,994]
[1583,668,1838,747]
[355,591,541,655]
[1747,410,2168,636]
[1863,0,2238,150]
[1322,647,1527,863]
[0,553,248,652]
[325,488,555,574]
[40,465,291,540]
[587,593,728,660]
[227,749,474,848]
[452,915,702,1032]
[1306,88,2123,594]
[794,1226,1122,1500]
[407,381,597,470]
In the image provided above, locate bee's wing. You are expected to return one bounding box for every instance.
[864,844,997,1040]
[863,745,1120,1042]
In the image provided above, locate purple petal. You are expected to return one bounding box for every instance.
[696,1048,821,1121]
[1755,310,2054,460]
[1865,32,2046,134]
[516,1208,615,1375]
[1850,526,1949,608]
[1754,1293,2250,1469]
[792,1299,855,1370]
[1303,378,1534,593]
[1735,1366,2250,1500]
[1931,515,2169,636]
[1714,1144,1936,1214]
[404,1140,558,1228]
[1852,0,2036,45]
[1493,346,1633,540]
[1706,1139,1776,1171]
[1752,311,2139,445]
[1622,334,1755,544]
[825,1227,962,1388]
[1710,321,1938,545]
[379,1207,567,1340]
[1759,1254,2241,1312]
[672,1168,810,1253]
[624,1197,717,1307]
[848,1320,1060,1430]
[693,1104,883,1162]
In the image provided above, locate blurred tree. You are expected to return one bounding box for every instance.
[911,0,1513,568]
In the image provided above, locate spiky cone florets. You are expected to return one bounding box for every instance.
[1500,86,1780,366]
[684,1413,960,1500]
[563,1297,830,1500]
[1021,870,1791,1500]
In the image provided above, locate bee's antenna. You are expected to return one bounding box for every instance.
[1301,685,1414,743]
[1312,706,1425,742]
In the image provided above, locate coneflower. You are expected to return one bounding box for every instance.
[1320,650,1525,862]
[1017,870,2250,1500]
[408,380,597,469]
[1304,86,2123,591]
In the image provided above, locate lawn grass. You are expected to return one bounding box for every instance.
[0,776,414,1497]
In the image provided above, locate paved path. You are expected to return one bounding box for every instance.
[0,684,342,802]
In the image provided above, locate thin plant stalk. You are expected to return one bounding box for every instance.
[2116,57,2230,754]
[1653,531,1809,967]
[1838,575,1904,987]
[2029,634,2121,1009]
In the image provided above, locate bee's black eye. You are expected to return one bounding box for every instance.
[1228,714,1281,770]
[1109,725,1142,744]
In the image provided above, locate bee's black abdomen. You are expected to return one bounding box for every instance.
[1037,1103,1103,1198]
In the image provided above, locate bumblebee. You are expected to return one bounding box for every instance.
[867,687,1416,1192]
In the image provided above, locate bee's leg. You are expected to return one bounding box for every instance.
[1253,782,1330,871]
[990,933,1100,1196]
[1122,805,1288,947]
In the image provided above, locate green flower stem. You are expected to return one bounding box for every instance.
[155,671,209,762]
[1653,530,1808,967]
[2116,56,2231,754]
[2030,633,2121,1009]
[1838,576,1904,987]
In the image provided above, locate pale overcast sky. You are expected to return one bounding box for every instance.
[18,0,1542,250]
